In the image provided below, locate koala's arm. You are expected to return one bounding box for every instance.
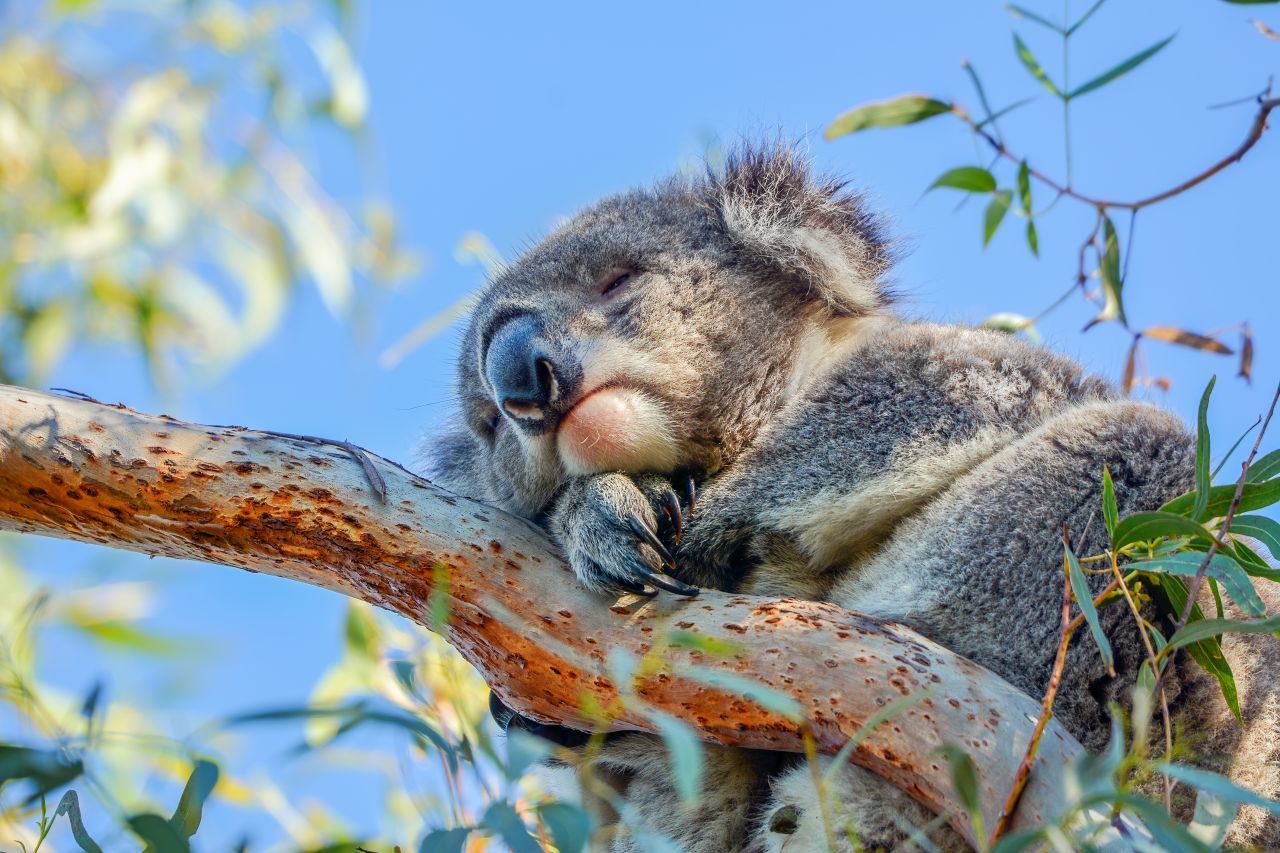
[678,323,1116,590]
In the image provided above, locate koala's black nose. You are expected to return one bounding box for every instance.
[485,314,563,422]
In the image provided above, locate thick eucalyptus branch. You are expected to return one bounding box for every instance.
[0,384,1086,847]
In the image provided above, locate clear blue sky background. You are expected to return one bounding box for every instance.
[14,1,1279,848]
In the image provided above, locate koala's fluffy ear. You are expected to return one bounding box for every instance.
[702,144,893,315]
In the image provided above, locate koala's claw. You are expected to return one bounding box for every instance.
[658,490,683,543]
[627,514,677,568]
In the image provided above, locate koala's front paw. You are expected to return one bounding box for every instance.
[550,473,699,597]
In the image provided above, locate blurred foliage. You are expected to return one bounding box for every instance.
[0,0,415,389]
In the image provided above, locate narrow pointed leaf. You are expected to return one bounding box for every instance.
[481,801,542,853]
[1155,762,1280,812]
[1154,576,1240,721]
[1193,377,1216,521]
[825,95,952,140]
[1025,220,1039,256]
[1230,515,1280,561]
[538,803,590,853]
[1067,545,1114,670]
[1086,215,1125,329]
[651,710,704,805]
[983,190,1013,246]
[1006,4,1064,33]
[1069,35,1174,98]
[1013,34,1062,96]
[1167,613,1280,652]
[170,760,218,839]
[1016,161,1033,213]
[1067,0,1109,35]
[420,827,472,853]
[1101,467,1119,542]
[53,791,103,853]
[1160,479,1280,520]
[1245,448,1280,483]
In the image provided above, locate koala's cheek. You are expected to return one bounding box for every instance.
[557,388,678,475]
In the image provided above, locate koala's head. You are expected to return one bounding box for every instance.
[430,145,894,516]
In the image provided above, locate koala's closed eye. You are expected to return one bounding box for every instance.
[596,268,635,299]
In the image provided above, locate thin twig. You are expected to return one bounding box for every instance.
[989,529,1123,845]
[957,96,1280,212]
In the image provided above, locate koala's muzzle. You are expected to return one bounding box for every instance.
[485,314,580,429]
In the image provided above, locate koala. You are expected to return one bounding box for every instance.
[425,145,1280,851]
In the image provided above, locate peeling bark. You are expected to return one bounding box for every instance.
[0,384,1085,846]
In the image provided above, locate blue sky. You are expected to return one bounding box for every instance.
[14,0,1280,848]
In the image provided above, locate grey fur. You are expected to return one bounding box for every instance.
[424,144,1280,850]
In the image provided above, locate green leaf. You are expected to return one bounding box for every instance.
[1067,545,1114,670]
[1154,577,1241,722]
[1006,4,1064,33]
[1112,511,1213,550]
[975,97,1035,131]
[1025,220,1039,256]
[1160,478,1280,520]
[170,760,218,839]
[1227,537,1280,582]
[1102,467,1119,542]
[1155,762,1280,812]
[1230,515,1280,561]
[53,790,103,853]
[1016,161,1033,214]
[983,190,1014,246]
[1245,448,1280,483]
[650,711,703,805]
[537,803,590,853]
[129,813,190,853]
[0,745,83,802]
[481,801,542,853]
[824,95,952,140]
[938,744,985,841]
[419,827,473,853]
[928,166,997,193]
[1193,377,1217,521]
[1068,35,1174,99]
[1013,34,1062,96]
[1136,552,1265,616]
[1086,215,1125,329]
[1167,613,1280,652]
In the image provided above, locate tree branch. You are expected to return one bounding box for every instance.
[0,384,1086,847]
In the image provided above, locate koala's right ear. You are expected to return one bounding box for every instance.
[702,144,893,315]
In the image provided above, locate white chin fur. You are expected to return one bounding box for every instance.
[556,388,678,476]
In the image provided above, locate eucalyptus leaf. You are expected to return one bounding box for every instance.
[983,190,1014,246]
[1245,448,1280,483]
[1192,377,1216,521]
[1160,479,1280,520]
[1067,544,1114,670]
[1167,613,1280,652]
[538,803,591,853]
[1013,34,1062,96]
[419,827,472,853]
[129,813,190,853]
[1112,511,1213,550]
[1068,35,1174,99]
[481,801,542,853]
[170,760,218,839]
[1102,466,1119,542]
[825,95,952,140]
[1135,552,1264,617]
[1155,762,1280,812]
[928,166,997,193]
[650,710,704,805]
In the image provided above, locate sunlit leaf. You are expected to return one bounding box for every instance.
[1231,515,1280,561]
[684,666,803,719]
[1112,511,1213,550]
[928,166,997,193]
[1025,220,1039,256]
[666,629,741,657]
[1016,160,1032,213]
[1086,215,1125,329]
[1194,378,1216,521]
[1068,35,1174,98]
[170,759,218,839]
[1160,478,1280,520]
[1102,467,1119,542]
[1013,34,1062,97]
[650,710,704,805]
[1067,544,1114,671]
[825,95,952,140]
[1245,448,1280,483]
[1155,762,1280,812]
